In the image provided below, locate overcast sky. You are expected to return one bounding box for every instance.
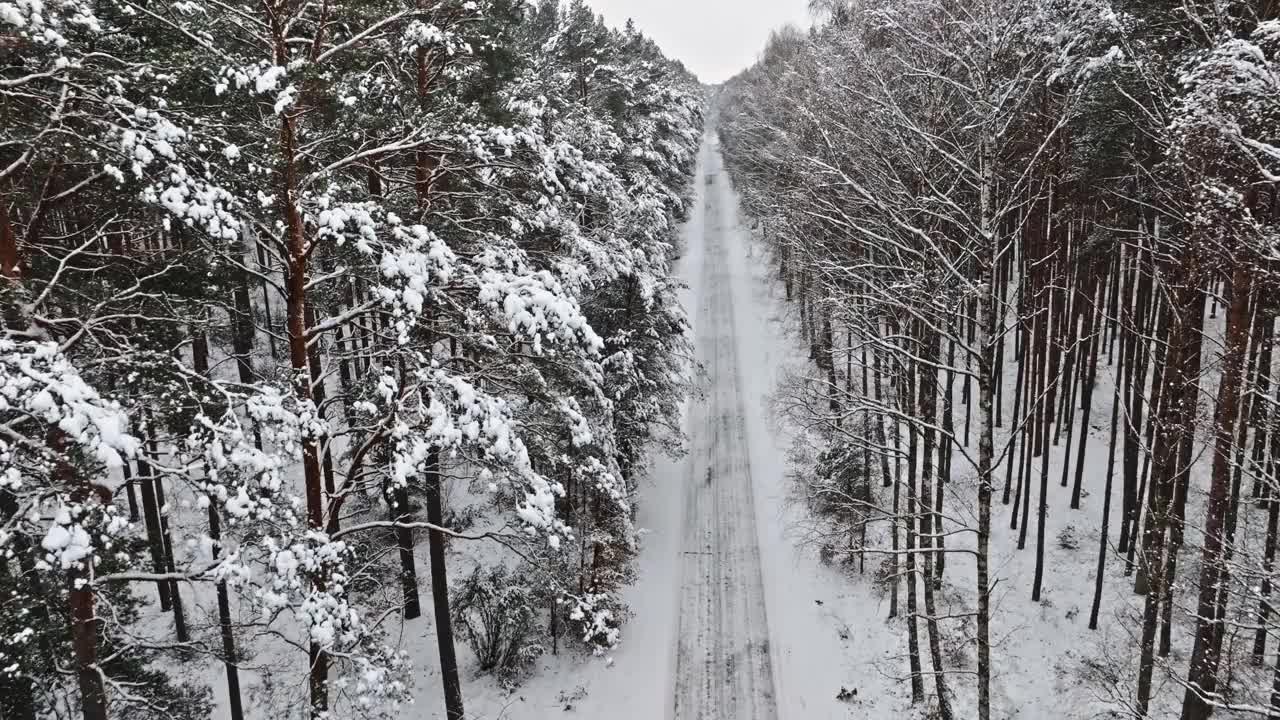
[584,0,812,83]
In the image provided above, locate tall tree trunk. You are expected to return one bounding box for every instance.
[1121,235,1155,557]
[279,94,329,720]
[53,430,108,720]
[880,343,899,619]
[134,451,171,610]
[1089,331,1124,630]
[195,318,246,720]
[425,449,465,720]
[1131,298,1172,581]
[208,505,245,720]
[1254,492,1280,665]
[1180,264,1252,720]
[1002,318,1027,506]
[1159,284,1207,654]
[147,431,188,642]
[917,327,954,719]
[1070,283,1104,509]
[1031,325,1052,601]
[1135,266,1200,717]
[389,478,423,620]
[974,186,998,720]
[1252,313,1276,500]
[903,360,924,703]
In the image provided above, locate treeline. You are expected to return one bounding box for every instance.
[719,0,1280,718]
[0,1,701,719]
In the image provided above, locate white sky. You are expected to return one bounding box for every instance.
[584,0,812,83]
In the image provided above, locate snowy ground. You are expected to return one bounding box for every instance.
[671,127,779,720]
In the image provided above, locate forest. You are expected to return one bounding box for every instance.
[0,1,702,719]
[10,0,1280,718]
[716,0,1280,718]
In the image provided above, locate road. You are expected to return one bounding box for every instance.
[671,125,780,720]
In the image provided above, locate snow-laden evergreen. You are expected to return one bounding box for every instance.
[0,1,701,718]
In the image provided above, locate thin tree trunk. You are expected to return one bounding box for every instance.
[1161,285,1206,656]
[280,105,329,720]
[425,449,465,720]
[917,327,954,719]
[1131,298,1171,580]
[1071,283,1104,509]
[1089,333,1124,630]
[1003,318,1027,506]
[209,505,245,720]
[390,480,423,620]
[134,451,171,610]
[903,360,924,703]
[193,316,246,720]
[1180,265,1252,720]
[148,433,188,642]
[974,189,998,720]
[53,430,108,720]
[1121,237,1155,558]
[121,461,140,522]
[1032,333,1052,601]
[1254,494,1280,665]
[1136,268,1199,717]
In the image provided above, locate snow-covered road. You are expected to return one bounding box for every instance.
[465,114,866,720]
[671,128,780,720]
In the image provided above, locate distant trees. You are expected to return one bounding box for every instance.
[1,1,701,719]
[720,0,1280,717]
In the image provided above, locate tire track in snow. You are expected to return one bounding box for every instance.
[672,135,779,720]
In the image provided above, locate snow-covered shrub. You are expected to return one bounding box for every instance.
[452,566,544,683]
[874,555,898,596]
[1057,524,1081,551]
[442,502,486,534]
[564,589,627,653]
[814,439,874,512]
[804,437,876,572]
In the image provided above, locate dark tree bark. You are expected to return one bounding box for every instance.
[208,506,245,720]
[1121,236,1156,558]
[1070,282,1104,509]
[1002,317,1027,507]
[279,89,330,720]
[1180,265,1252,720]
[52,430,108,720]
[146,428,188,642]
[917,326,954,719]
[119,458,140,523]
[134,451,171,610]
[1089,320,1124,630]
[1254,491,1280,665]
[195,319,245,720]
[389,480,423,620]
[424,449,465,720]
[902,356,924,703]
[1135,263,1202,717]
